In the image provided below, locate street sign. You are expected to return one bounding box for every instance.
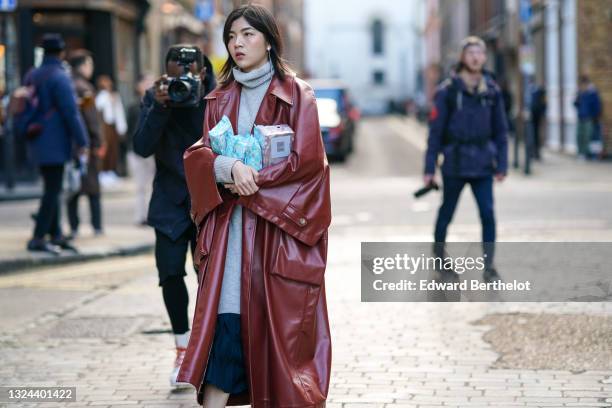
[0,0,17,12]
[519,0,532,23]
[194,0,214,22]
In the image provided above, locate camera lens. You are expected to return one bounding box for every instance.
[168,80,192,102]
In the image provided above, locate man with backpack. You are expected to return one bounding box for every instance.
[423,36,508,282]
[15,33,89,254]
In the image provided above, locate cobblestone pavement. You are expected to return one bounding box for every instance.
[0,117,611,407]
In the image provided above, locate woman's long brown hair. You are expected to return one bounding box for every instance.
[218,4,293,87]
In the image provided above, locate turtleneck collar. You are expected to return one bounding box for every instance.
[233,60,274,89]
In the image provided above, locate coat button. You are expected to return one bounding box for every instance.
[298,217,307,226]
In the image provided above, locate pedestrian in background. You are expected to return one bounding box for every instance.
[574,75,602,160]
[423,36,508,282]
[15,34,89,254]
[529,82,546,160]
[95,75,126,183]
[133,45,216,388]
[126,73,155,226]
[499,78,514,135]
[66,49,104,238]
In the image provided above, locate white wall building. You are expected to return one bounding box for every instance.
[304,0,426,115]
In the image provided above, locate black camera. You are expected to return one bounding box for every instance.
[166,48,202,108]
[413,181,440,198]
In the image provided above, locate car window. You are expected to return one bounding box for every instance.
[316,98,342,128]
[314,88,346,112]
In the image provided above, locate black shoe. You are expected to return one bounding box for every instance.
[436,263,456,276]
[432,243,456,275]
[65,230,78,241]
[483,267,501,283]
[27,239,61,256]
[51,237,79,253]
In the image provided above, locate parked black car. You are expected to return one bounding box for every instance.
[311,80,360,161]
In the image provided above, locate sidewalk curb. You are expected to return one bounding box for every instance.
[0,191,42,202]
[0,187,134,203]
[0,243,154,275]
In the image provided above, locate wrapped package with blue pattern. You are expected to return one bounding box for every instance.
[244,139,263,170]
[233,135,263,170]
[208,115,264,171]
[208,115,233,154]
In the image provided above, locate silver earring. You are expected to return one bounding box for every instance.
[268,49,273,74]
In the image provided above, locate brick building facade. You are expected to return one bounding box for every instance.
[576,0,612,155]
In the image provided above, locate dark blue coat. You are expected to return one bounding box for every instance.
[425,76,508,178]
[574,86,602,120]
[21,56,89,165]
[133,89,205,241]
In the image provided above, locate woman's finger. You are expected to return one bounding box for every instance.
[236,183,248,196]
[251,169,260,184]
[244,181,259,196]
[243,177,257,194]
[249,179,259,194]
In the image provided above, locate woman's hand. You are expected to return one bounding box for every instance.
[227,161,259,196]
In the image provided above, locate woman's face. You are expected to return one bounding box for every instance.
[98,76,113,92]
[79,57,94,80]
[228,16,269,73]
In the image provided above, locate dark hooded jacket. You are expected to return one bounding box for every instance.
[133,56,216,240]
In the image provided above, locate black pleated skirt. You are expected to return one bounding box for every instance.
[204,313,248,394]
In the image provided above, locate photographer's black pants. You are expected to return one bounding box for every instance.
[155,226,197,335]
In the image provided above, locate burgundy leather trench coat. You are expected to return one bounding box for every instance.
[177,73,332,407]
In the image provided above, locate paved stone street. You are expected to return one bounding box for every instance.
[0,117,611,407]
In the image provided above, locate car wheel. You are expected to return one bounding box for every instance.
[347,133,354,154]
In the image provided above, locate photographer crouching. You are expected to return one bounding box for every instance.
[133,45,215,388]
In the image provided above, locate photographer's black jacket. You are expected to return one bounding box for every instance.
[133,90,206,241]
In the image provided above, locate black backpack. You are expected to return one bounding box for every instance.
[13,68,56,140]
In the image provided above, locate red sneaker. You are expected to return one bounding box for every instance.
[170,347,190,388]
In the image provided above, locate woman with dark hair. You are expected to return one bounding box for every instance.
[66,49,103,237]
[95,74,126,181]
[178,4,332,407]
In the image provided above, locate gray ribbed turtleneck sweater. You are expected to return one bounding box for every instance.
[213,60,274,314]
